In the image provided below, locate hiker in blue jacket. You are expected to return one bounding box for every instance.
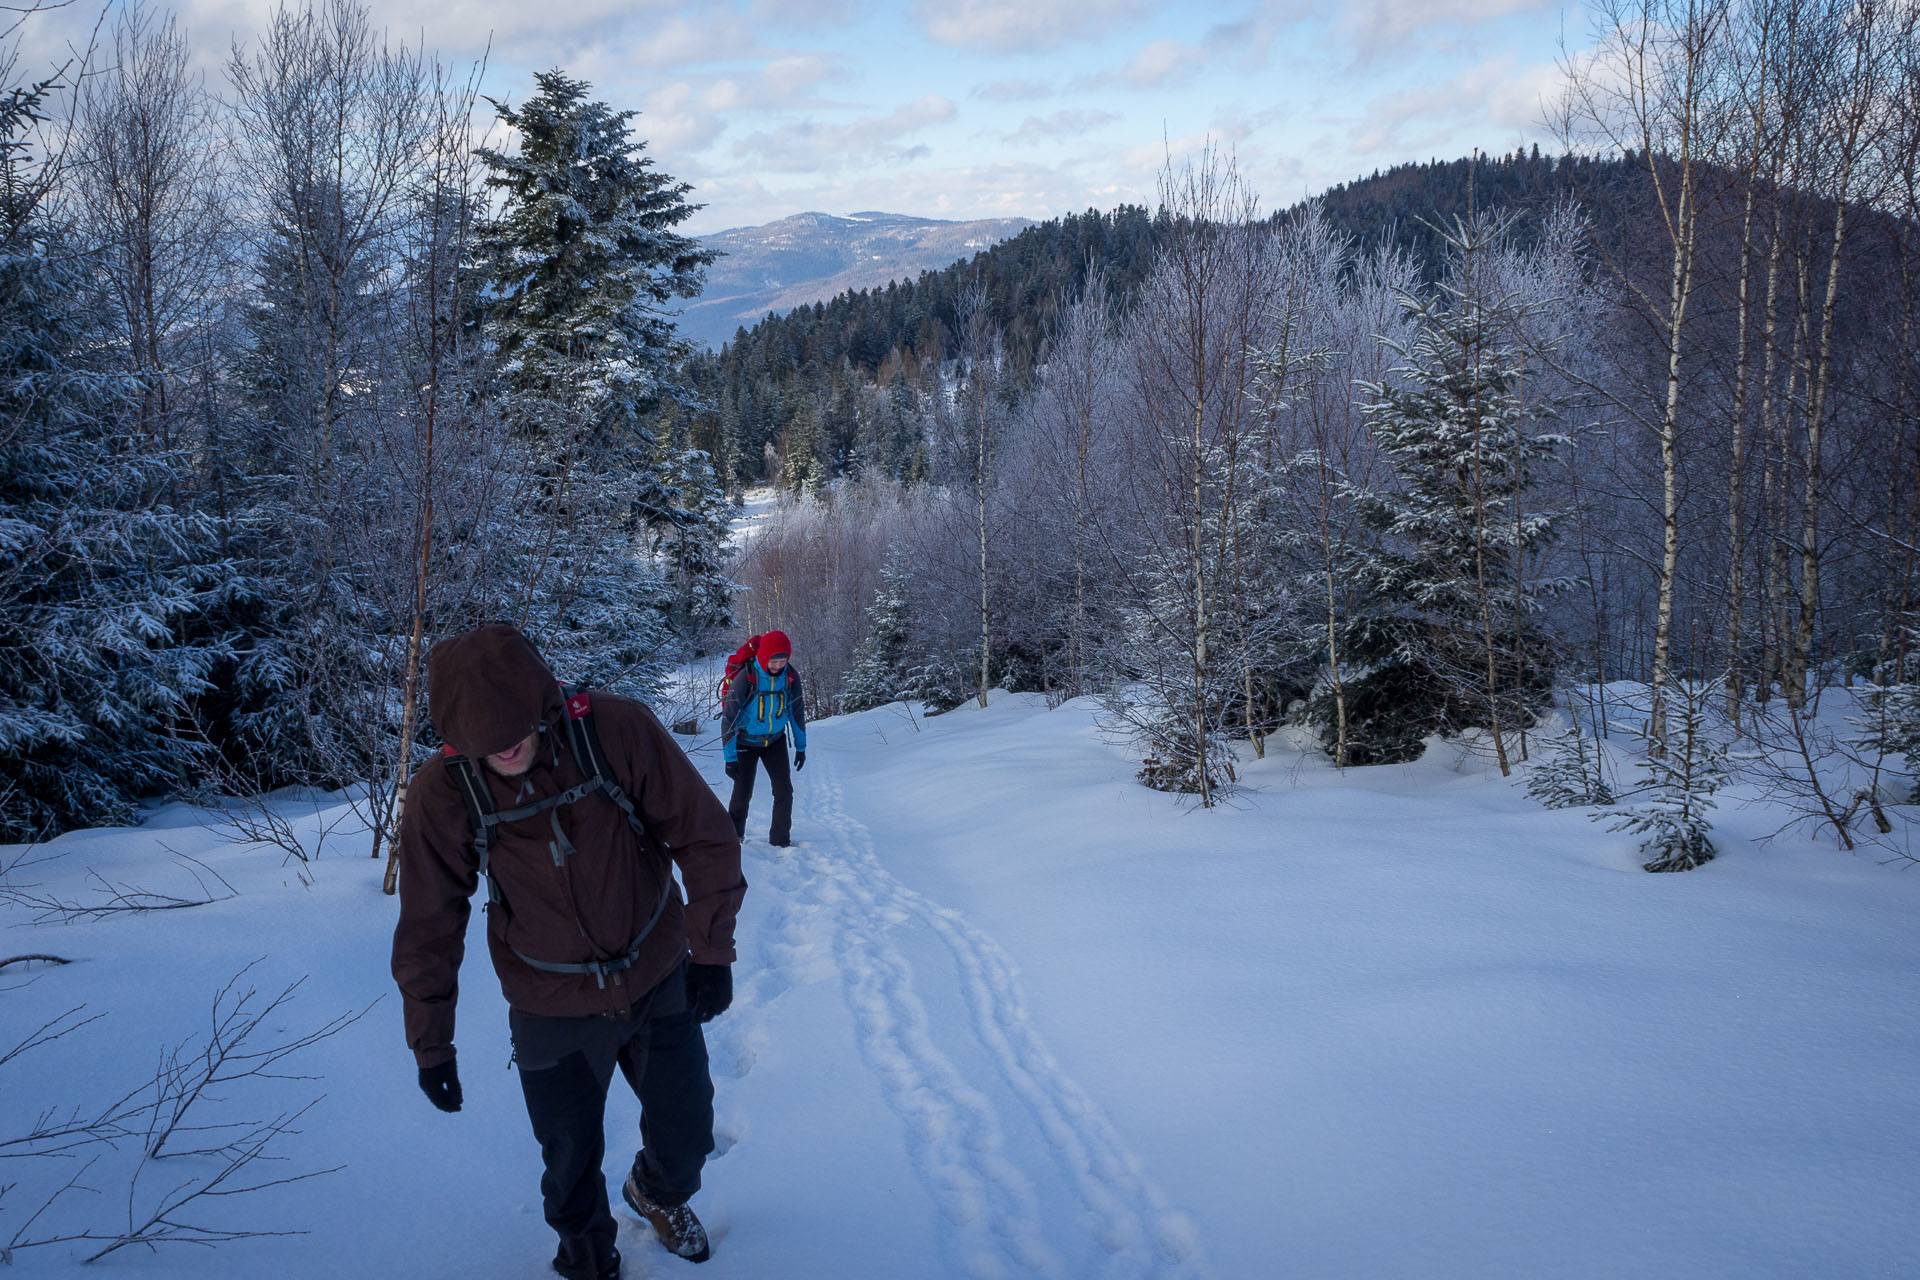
[721,629,807,846]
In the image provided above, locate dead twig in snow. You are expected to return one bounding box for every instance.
[0,858,235,924]
[0,954,71,972]
[144,962,377,1160]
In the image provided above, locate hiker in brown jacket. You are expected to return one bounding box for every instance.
[391,624,746,1277]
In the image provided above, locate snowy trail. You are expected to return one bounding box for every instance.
[708,754,1207,1279]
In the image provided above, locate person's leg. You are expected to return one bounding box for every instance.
[616,964,715,1207]
[725,737,757,838]
[764,738,794,846]
[519,1049,621,1280]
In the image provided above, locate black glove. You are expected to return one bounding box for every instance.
[417,1058,463,1113]
[723,760,739,780]
[685,963,733,1023]
[793,750,806,772]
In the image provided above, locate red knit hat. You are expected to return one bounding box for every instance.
[759,629,792,660]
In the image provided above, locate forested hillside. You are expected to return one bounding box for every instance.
[713,0,1920,869]
[686,148,1653,486]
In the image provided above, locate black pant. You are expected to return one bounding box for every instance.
[513,960,715,1280]
[728,732,792,845]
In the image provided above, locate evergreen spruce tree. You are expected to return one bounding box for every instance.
[1603,683,1730,872]
[478,69,713,442]
[1527,725,1616,808]
[843,549,916,712]
[779,396,826,494]
[1105,498,1244,795]
[1852,652,1920,801]
[1332,214,1568,764]
[646,446,737,657]
[0,79,220,838]
[477,70,716,692]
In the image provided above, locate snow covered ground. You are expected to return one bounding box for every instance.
[5,691,1919,1278]
[723,487,783,550]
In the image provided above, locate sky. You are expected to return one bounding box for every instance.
[15,0,1584,234]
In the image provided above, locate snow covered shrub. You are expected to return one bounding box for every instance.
[909,647,982,716]
[1300,618,1450,765]
[1603,685,1730,873]
[1101,685,1238,796]
[1134,713,1237,796]
[1527,727,1614,808]
[1852,681,1920,802]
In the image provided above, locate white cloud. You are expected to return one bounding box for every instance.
[1124,39,1207,88]
[1003,110,1121,145]
[916,0,1154,54]
[1350,55,1560,154]
[1210,104,1289,143]
[12,0,690,85]
[972,78,1055,103]
[746,0,863,29]
[731,94,959,173]
[694,57,838,112]
[620,15,758,67]
[1074,19,1272,93]
[1120,131,1216,173]
[642,82,730,153]
[760,55,837,100]
[1339,0,1557,55]
[634,55,844,162]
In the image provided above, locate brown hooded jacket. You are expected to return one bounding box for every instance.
[390,625,745,1067]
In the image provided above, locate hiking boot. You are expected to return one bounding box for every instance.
[549,1248,620,1280]
[622,1174,711,1263]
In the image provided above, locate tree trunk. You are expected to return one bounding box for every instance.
[1726,172,1758,724]
[1759,204,1788,705]
[1650,157,1698,756]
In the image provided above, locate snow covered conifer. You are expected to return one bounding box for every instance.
[0,78,218,838]
[1527,725,1615,808]
[1338,212,1569,767]
[478,69,713,442]
[1852,671,1920,802]
[476,70,715,692]
[1604,683,1730,872]
[843,549,916,713]
[647,446,737,658]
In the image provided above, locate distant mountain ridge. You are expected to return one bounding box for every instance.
[681,210,1033,351]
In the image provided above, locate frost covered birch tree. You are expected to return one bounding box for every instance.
[1559,0,1733,750]
[1106,148,1274,802]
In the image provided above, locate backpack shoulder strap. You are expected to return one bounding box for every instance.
[442,747,504,905]
[557,684,648,840]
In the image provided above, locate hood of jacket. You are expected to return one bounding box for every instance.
[427,623,561,758]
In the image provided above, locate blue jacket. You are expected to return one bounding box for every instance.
[722,661,807,763]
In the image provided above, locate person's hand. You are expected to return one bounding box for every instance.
[418,1058,463,1113]
[723,760,739,780]
[685,963,733,1023]
[793,750,806,771]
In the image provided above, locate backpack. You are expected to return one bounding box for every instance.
[439,683,670,988]
[718,634,763,701]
